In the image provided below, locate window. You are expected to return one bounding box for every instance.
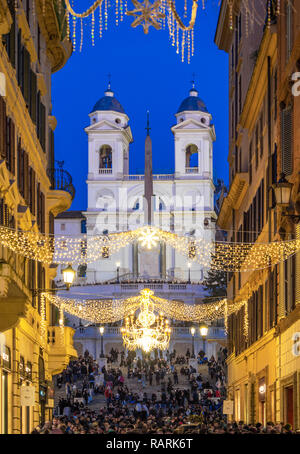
[286,0,294,62]
[81,219,87,234]
[255,124,259,169]
[281,106,293,175]
[99,145,112,169]
[249,141,253,185]
[185,144,198,169]
[238,75,242,115]
[61,223,66,231]
[260,114,264,158]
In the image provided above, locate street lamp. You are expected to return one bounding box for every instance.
[187,262,191,284]
[273,173,300,223]
[191,326,195,358]
[32,263,76,298]
[199,323,209,354]
[62,264,76,290]
[116,261,121,283]
[99,326,105,358]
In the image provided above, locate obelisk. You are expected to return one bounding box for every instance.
[144,111,153,225]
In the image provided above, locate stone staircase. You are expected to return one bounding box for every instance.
[53,363,211,411]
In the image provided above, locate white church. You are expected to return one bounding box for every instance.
[55,83,217,284]
[54,84,225,357]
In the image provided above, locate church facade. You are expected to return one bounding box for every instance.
[55,83,217,285]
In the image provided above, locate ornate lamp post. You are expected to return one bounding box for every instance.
[99,326,105,358]
[116,261,121,283]
[191,326,195,358]
[62,264,76,290]
[199,323,209,354]
[273,173,300,223]
[187,262,191,284]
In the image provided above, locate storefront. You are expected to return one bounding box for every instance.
[258,378,266,426]
[1,345,12,434]
[19,358,34,434]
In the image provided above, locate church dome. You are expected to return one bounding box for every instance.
[177,87,208,114]
[91,87,125,114]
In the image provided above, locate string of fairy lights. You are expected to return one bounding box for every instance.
[0,225,299,273]
[46,0,281,63]
[44,288,249,342]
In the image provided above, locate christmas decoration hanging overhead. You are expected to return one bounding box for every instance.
[57,0,281,63]
[0,225,299,272]
[126,0,166,34]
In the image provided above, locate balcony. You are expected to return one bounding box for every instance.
[47,326,78,376]
[47,167,75,217]
[217,172,249,229]
[0,0,12,35]
[0,258,31,332]
[36,0,72,73]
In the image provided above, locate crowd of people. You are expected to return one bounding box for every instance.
[33,412,296,434]
[32,346,297,434]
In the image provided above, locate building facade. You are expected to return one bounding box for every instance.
[0,0,77,434]
[54,84,226,360]
[215,0,300,428]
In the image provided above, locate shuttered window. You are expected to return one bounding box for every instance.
[30,70,37,123]
[3,3,16,68]
[286,0,294,62]
[23,48,31,106]
[281,106,293,175]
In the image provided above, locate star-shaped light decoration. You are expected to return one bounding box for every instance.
[138,227,160,249]
[126,0,165,34]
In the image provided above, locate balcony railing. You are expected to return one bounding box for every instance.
[47,167,75,200]
[99,168,112,174]
[185,167,199,174]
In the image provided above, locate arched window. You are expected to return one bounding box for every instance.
[99,145,112,169]
[185,144,198,170]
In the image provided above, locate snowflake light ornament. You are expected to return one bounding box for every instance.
[138,227,160,249]
[126,0,165,34]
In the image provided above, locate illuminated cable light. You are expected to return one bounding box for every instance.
[0,225,299,272]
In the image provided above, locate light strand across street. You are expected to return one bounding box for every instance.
[0,225,299,272]
[44,289,248,339]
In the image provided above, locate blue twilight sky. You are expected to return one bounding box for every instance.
[52,1,229,211]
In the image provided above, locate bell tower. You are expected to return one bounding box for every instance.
[172,85,216,179]
[85,84,133,184]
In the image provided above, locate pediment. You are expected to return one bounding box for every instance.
[85,119,123,132]
[172,118,210,131]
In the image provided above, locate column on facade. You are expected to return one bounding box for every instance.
[160,243,166,278]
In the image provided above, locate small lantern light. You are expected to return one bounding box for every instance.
[200,323,209,338]
[62,264,75,289]
[99,326,104,335]
[273,173,293,207]
[191,327,195,336]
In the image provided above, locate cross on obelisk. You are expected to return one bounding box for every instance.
[191,72,196,88]
[144,110,153,225]
[107,72,112,90]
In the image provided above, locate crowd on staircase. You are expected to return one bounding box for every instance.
[32,346,296,434]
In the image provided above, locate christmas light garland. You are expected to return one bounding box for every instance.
[58,0,283,63]
[44,289,247,326]
[0,225,299,273]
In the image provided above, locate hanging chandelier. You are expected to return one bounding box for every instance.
[53,0,281,63]
[120,288,171,352]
